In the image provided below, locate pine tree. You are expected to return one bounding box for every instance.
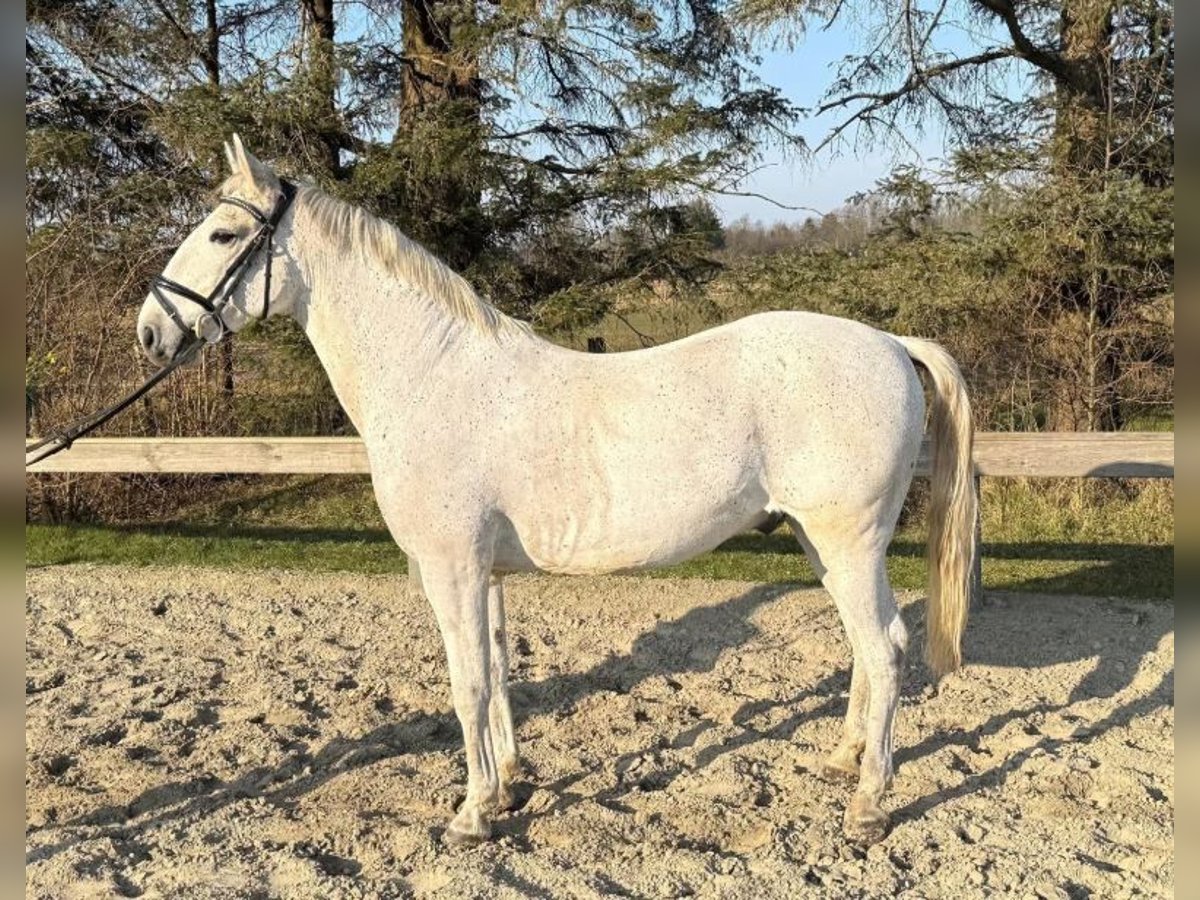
[735,0,1172,429]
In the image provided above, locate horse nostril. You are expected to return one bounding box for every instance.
[140,325,158,352]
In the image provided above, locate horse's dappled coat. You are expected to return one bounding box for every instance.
[138,135,977,848]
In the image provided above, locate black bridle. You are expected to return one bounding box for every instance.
[25,178,297,467]
[151,178,297,346]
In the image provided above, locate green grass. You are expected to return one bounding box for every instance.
[27,470,1173,600]
[26,522,1172,600]
[26,522,407,575]
[657,531,1171,599]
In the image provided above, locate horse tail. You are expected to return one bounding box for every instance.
[895,336,976,677]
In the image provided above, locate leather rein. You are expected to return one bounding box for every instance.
[25,179,297,468]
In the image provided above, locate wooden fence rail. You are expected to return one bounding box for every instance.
[25,432,1175,477]
[27,431,1172,603]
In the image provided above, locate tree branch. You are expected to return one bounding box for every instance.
[148,0,201,54]
[973,0,1080,86]
[683,181,822,213]
[814,47,1014,118]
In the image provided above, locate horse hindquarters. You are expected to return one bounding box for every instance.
[765,329,975,843]
[758,328,924,843]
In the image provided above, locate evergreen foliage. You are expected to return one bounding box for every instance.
[25,0,1172,523]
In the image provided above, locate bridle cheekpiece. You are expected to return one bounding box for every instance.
[150,178,297,353]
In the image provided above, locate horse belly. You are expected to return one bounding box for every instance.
[502,460,770,575]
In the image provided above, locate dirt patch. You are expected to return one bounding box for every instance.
[26,566,1173,898]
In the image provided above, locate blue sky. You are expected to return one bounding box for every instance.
[716,12,1021,224]
[715,41,953,224]
[337,3,1025,226]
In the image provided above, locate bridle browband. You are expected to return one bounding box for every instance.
[151,178,297,347]
[25,178,297,467]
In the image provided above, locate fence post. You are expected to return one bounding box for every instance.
[970,475,983,607]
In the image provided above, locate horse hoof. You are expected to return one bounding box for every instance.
[843,798,890,846]
[844,816,889,846]
[821,743,863,782]
[444,826,486,847]
[443,809,491,847]
[498,781,535,813]
[821,760,860,782]
[496,783,516,812]
[444,822,489,847]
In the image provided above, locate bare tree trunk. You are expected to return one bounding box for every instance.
[201,0,236,424]
[1053,0,1114,175]
[202,0,220,86]
[397,0,484,268]
[300,0,341,177]
[399,0,479,118]
[1055,0,1123,431]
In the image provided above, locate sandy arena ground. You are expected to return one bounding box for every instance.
[26,565,1173,898]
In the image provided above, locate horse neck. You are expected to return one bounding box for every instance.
[286,209,525,433]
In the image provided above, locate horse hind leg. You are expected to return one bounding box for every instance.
[823,655,868,782]
[830,555,907,844]
[790,516,907,844]
[786,517,868,782]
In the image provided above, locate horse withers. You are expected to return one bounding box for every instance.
[138,136,976,848]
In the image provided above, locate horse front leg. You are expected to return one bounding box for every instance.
[487,575,521,809]
[418,553,500,846]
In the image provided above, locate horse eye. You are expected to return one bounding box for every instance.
[210,230,237,245]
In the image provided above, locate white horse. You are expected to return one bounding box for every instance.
[138,136,976,847]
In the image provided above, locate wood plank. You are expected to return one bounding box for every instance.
[952,432,1172,478]
[25,437,371,474]
[28,432,1174,478]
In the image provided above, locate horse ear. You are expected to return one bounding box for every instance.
[230,133,278,192]
[223,140,238,174]
[231,133,251,174]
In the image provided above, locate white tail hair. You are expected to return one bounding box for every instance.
[896,336,977,677]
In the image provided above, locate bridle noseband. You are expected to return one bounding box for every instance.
[151,178,297,352]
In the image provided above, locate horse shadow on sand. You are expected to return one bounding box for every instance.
[29,551,1172,864]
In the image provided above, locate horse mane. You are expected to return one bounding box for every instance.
[221,174,528,338]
